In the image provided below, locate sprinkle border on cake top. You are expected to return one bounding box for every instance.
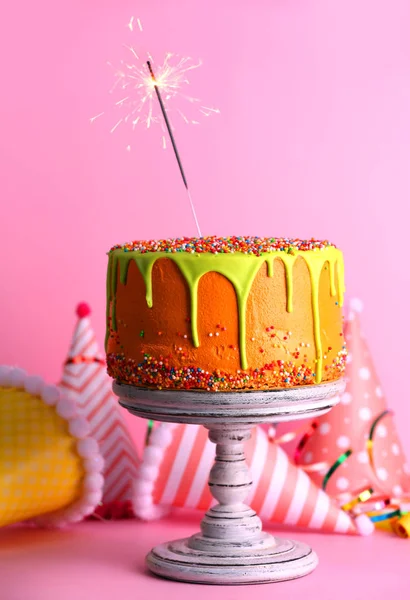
[109,236,336,256]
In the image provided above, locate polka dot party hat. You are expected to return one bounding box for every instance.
[296,300,410,508]
[135,423,370,535]
[60,303,139,518]
[0,366,104,528]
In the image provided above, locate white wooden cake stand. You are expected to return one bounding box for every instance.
[114,380,344,585]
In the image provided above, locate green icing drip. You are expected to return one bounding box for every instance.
[119,257,130,285]
[280,254,296,313]
[338,258,345,307]
[329,260,336,297]
[105,254,113,349]
[131,255,156,308]
[110,253,119,335]
[266,257,274,278]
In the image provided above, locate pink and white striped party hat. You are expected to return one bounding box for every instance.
[135,423,369,534]
[60,303,139,517]
[296,300,410,503]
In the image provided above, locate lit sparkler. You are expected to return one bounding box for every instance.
[147,60,201,236]
[91,18,219,149]
[92,17,218,237]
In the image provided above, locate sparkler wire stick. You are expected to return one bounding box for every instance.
[147,60,202,237]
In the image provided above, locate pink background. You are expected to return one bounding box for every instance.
[1,1,410,454]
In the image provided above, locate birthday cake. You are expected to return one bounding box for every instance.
[105,237,346,391]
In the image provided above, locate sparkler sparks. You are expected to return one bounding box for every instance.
[128,16,143,32]
[92,16,218,237]
[91,17,219,150]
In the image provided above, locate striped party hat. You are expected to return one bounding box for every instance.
[296,300,410,510]
[60,303,139,516]
[135,423,368,534]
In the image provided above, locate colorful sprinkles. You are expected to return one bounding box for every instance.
[109,236,336,257]
[107,350,347,392]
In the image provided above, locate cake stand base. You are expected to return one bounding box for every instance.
[147,533,317,585]
[115,380,344,586]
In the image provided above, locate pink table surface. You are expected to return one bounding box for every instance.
[1,514,409,600]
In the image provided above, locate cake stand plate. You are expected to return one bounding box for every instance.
[115,380,343,424]
[146,531,317,585]
[114,380,345,585]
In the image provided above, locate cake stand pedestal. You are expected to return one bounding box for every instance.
[114,380,344,585]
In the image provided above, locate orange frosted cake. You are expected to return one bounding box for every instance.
[105,237,346,391]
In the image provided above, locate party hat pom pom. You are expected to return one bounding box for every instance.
[350,298,364,313]
[354,514,374,536]
[9,368,27,388]
[76,303,91,318]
